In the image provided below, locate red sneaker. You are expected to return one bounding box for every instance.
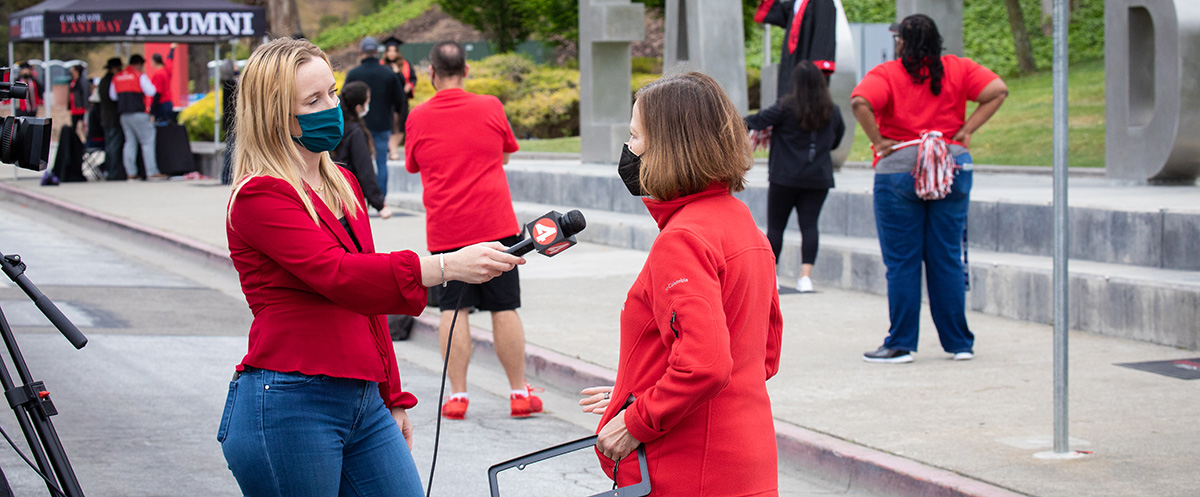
[526,383,544,414]
[441,397,468,420]
[510,394,533,418]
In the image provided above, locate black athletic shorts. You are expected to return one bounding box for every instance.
[432,234,522,313]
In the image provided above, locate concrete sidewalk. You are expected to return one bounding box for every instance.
[1,166,1197,497]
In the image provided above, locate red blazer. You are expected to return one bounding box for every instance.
[598,183,784,496]
[227,167,427,408]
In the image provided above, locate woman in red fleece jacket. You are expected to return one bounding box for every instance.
[581,72,784,496]
[219,38,523,497]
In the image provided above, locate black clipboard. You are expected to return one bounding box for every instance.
[487,434,650,497]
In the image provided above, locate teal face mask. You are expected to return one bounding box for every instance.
[292,101,344,153]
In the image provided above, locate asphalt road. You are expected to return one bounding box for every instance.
[0,198,872,497]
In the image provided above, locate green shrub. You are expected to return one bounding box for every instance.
[631,73,660,92]
[631,56,662,74]
[471,53,537,82]
[508,87,579,139]
[505,66,578,138]
[179,92,216,142]
[464,77,519,101]
[521,67,577,93]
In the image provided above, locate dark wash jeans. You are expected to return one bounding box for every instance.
[873,155,975,354]
[372,130,391,197]
[218,368,423,497]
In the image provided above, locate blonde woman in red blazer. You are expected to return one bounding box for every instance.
[218,38,523,497]
[581,72,784,496]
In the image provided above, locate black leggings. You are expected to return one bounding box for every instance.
[766,184,829,265]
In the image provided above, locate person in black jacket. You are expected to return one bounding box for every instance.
[344,37,408,199]
[746,60,844,293]
[333,81,393,219]
[67,64,89,136]
[755,0,837,96]
[97,57,125,180]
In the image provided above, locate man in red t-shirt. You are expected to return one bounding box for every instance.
[405,41,541,420]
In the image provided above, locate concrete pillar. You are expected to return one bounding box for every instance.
[579,0,645,164]
[1105,0,1200,183]
[895,0,964,56]
[664,0,749,114]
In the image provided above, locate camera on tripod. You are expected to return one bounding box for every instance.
[1,71,53,172]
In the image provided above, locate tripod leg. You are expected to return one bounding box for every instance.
[0,464,13,497]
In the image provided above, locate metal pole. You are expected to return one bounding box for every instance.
[9,42,16,180]
[42,39,51,117]
[762,24,770,68]
[214,41,221,150]
[1052,0,1070,454]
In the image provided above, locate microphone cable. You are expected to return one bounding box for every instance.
[426,288,466,497]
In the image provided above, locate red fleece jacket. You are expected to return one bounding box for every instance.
[227,167,426,409]
[598,183,784,496]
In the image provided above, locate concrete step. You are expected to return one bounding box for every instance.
[390,191,1200,351]
[388,161,1200,271]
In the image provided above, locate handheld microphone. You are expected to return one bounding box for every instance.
[505,210,586,257]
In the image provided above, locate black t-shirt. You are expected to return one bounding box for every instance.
[338,216,362,252]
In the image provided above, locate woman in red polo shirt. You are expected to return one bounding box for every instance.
[850,15,1007,364]
[580,72,784,496]
[219,38,523,497]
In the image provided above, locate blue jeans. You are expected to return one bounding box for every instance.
[218,369,424,497]
[873,156,974,353]
[371,130,391,197]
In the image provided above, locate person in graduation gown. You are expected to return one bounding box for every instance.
[381,36,417,161]
[754,0,838,98]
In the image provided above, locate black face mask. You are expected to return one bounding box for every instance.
[618,143,645,196]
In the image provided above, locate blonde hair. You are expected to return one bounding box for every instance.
[229,38,359,224]
[635,72,752,200]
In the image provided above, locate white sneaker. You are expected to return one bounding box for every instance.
[953,351,974,361]
[796,276,814,293]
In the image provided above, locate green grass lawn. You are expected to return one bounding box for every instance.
[846,58,1105,167]
[516,136,582,153]
[518,58,1106,167]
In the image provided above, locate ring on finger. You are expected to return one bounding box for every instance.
[604,392,610,400]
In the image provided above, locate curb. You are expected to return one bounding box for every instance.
[405,315,1029,497]
[4,179,1029,497]
[0,182,234,270]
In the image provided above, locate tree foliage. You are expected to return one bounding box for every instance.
[964,0,1104,77]
[842,0,894,24]
[841,0,1104,77]
[520,0,579,49]
[442,0,762,53]
[1002,0,1038,74]
[438,0,532,53]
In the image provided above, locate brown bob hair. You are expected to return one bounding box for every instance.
[635,72,752,201]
